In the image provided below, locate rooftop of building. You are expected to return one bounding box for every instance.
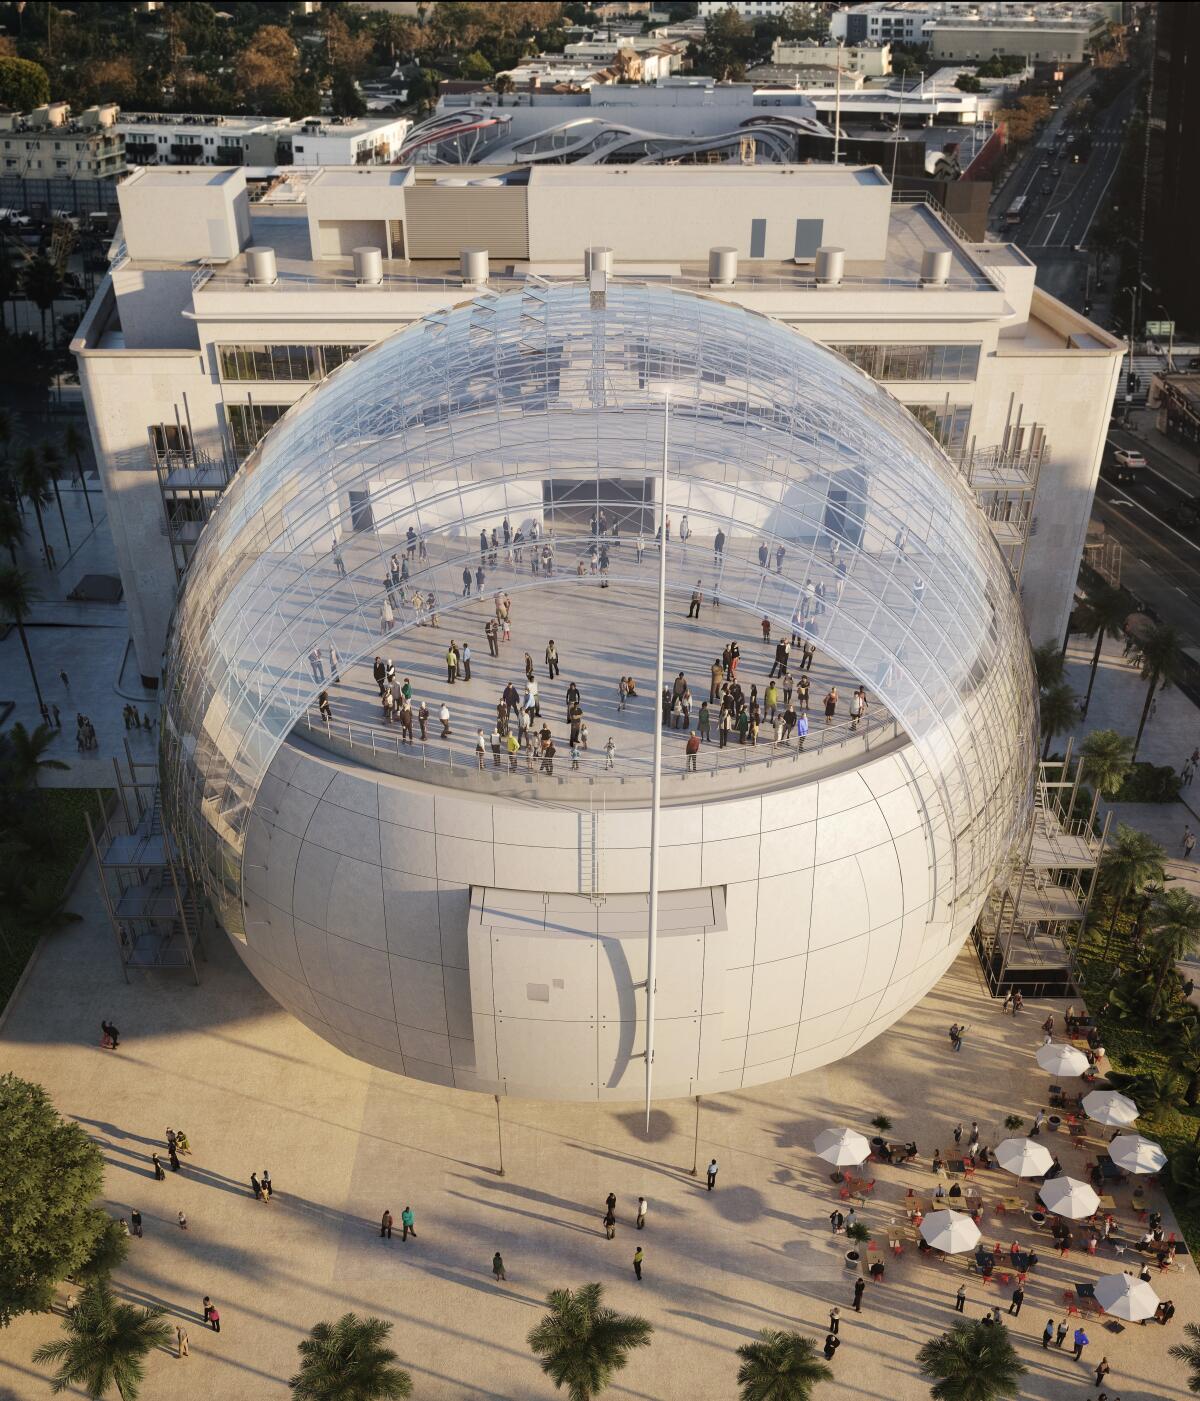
[116,110,408,135]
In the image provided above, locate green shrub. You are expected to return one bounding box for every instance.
[1116,762,1181,803]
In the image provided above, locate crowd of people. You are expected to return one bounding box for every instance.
[311,521,883,779]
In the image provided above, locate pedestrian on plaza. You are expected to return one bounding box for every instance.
[130,1209,142,1237]
[1054,1317,1068,1348]
[151,1153,165,1181]
[953,1284,966,1313]
[308,648,324,684]
[706,1158,718,1191]
[823,1333,840,1362]
[207,1303,220,1333]
[636,1197,647,1230]
[830,1208,845,1234]
[1094,1357,1110,1387]
[381,1210,393,1239]
[628,1245,643,1281]
[953,1122,963,1146]
[853,1277,865,1312]
[401,1206,416,1241]
[486,618,499,657]
[685,730,701,771]
[546,640,560,679]
[1072,1327,1089,1360]
[1009,1284,1024,1316]
[492,1251,506,1282]
[177,1210,187,1230]
[603,1207,616,1239]
[251,1172,264,1201]
[829,1307,841,1335]
[176,1326,189,1358]
[688,582,702,619]
[261,1169,271,1200]
[461,642,472,682]
[169,1144,181,1173]
[439,702,451,738]
[101,1020,120,1049]
[1184,827,1197,860]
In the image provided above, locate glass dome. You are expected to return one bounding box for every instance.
[162,281,1038,939]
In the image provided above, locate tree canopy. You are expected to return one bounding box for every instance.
[0,1074,107,1324]
[0,55,49,110]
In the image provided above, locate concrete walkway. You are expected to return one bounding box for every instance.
[2,866,1195,1399]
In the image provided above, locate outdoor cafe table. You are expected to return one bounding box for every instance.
[1098,1159,1125,1182]
[1097,1194,1117,1212]
[997,1196,1026,1213]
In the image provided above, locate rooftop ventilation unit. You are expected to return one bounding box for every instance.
[920,249,952,287]
[708,246,737,287]
[245,246,277,287]
[353,246,383,287]
[460,247,489,288]
[584,245,613,278]
[815,246,845,287]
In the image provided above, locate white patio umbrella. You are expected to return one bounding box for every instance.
[1093,1271,1161,1321]
[813,1127,872,1168]
[1082,1089,1139,1127]
[1038,1175,1100,1220]
[1036,1042,1090,1077]
[919,1209,982,1254]
[1108,1134,1168,1175]
[995,1137,1054,1178]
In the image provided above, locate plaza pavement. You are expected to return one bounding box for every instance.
[1,864,1196,1400]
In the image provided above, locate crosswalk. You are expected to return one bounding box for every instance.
[1117,353,1167,407]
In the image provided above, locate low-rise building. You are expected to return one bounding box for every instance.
[832,1,1118,63]
[117,111,411,169]
[0,102,124,178]
[771,37,893,76]
[73,161,1119,688]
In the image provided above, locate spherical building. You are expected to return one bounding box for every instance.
[162,282,1037,1100]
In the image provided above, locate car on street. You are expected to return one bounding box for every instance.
[1103,446,1148,484]
[1113,448,1147,469]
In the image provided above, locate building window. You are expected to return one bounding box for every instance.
[227,403,288,457]
[217,343,367,383]
[149,422,192,458]
[908,403,972,451]
[830,343,981,382]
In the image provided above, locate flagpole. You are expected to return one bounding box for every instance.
[645,390,669,1132]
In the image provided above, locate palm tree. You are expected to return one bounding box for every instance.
[1167,1320,1200,1392]
[1168,1018,1200,1107]
[1078,728,1133,798]
[0,565,45,710]
[3,721,68,788]
[290,1313,412,1400]
[735,1329,833,1401]
[1131,622,1184,760]
[1093,823,1166,959]
[1076,585,1129,716]
[528,1283,652,1401]
[0,496,21,566]
[916,1319,1026,1401]
[41,440,71,550]
[62,421,95,525]
[21,254,63,347]
[1032,640,1064,691]
[1039,680,1077,759]
[1147,887,1200,1014]
[32,1278,172,1400]
[15,445,53,565]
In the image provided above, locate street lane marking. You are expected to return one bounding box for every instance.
[1178,588,1189,596]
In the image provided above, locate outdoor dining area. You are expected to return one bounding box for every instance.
[808,1037,1185,1331]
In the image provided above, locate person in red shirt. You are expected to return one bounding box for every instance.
[685,731,701,772]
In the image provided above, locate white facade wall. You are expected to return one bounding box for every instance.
[239,735,961,1098]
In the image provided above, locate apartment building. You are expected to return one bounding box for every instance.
[72,162,1120,686]
[117,111,412,169]
[0,102,124,179]
[771,38,894,75]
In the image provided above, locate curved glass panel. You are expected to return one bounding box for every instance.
[161,282,1038,937]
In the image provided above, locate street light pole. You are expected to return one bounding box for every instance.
[690,1095,701,1175]
[494,1094,504,1176]
[644,391,669,1134]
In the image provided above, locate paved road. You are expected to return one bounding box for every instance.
[1092,425,1200,642]
[987,78,1139,321]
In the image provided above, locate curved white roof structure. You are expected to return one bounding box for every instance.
[162,282,1037,1099]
